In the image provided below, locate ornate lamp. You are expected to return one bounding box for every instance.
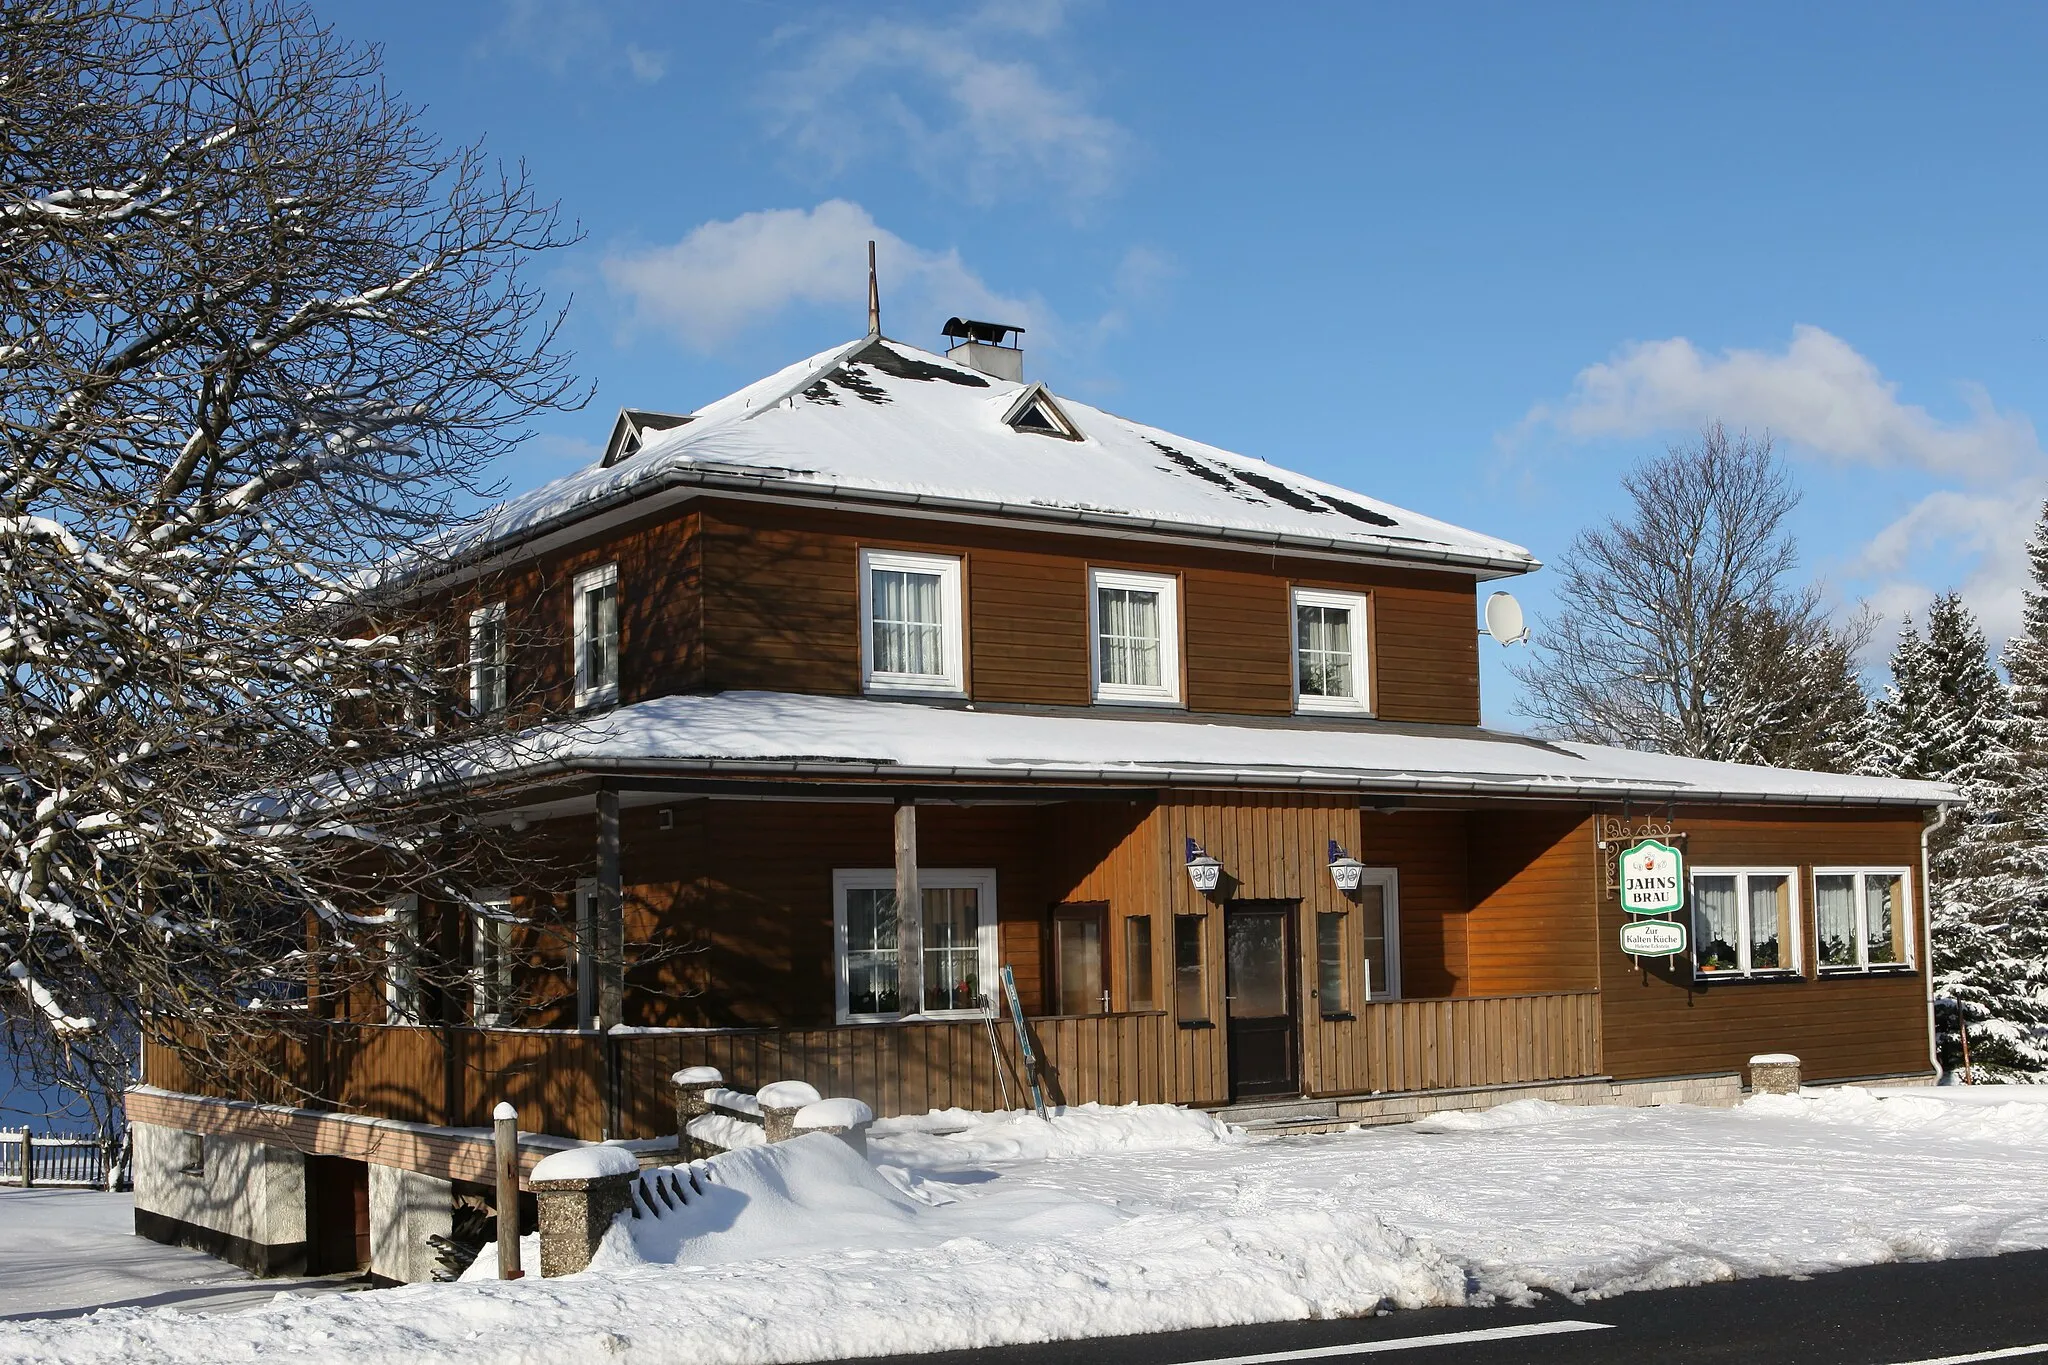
[1328,839,1365,894]
[1184,838,1223,895]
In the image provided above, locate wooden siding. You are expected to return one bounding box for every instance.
[696,499,1480,723]
[1312,992,1602,1096]
[1465,810,1602,996]
[1600,806,1935,1083]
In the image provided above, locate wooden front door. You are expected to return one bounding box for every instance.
[304,1155,370,1275]
[1225,900,1299,1099]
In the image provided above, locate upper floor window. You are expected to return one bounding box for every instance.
[1815,868,1912,972]
[859,549,964,695]
[1692,868,1800,977]
[1090,568,1180,705]
[469,603,508,716]
[1292,588,1371,714]
[399,627,437,736]
[572,564,619,709]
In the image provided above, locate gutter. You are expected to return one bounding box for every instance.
[362,462,1543,603]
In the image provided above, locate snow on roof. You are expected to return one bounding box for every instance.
[385,691,1954,809]
[421,337,1539,579]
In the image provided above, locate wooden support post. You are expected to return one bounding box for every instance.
[595,785,623,1032]
[894,799,921,1017]
[18,1131,31,1189]
[493,1103,523,1280]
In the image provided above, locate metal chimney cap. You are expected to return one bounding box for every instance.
[942,318,1025,347]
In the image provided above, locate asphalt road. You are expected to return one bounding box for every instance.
[864,1249,2048,1365]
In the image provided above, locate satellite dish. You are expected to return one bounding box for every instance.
[1483,591,1530,646]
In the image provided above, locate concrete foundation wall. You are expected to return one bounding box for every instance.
[132,1120,308,1275]
[370,1164,455,1284]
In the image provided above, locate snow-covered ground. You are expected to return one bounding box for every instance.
[0,1190,361,1322]
[5,1088,2048,1364]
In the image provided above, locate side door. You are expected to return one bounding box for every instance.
[1224,899,1299,1099]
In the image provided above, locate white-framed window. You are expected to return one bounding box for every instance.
[384,894,420,1023]
[1814,867,1914,972]
[1291,588,1372,714]
[572,564,620,709]
[472,889,513,1026]
[1691,868,1802,977]
[571,879,597,1029]
[469,603,508,716]
[399,627,437,736]
[858,549,965,695]
[832,868,999,1023]
[1088,568,1180,705]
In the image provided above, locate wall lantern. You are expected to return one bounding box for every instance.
[1328,839,1365,895]
[1185,838,1224,895]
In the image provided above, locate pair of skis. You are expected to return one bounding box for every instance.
[990,964,1048,1121]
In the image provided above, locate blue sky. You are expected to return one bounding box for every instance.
[338,0,2048,726]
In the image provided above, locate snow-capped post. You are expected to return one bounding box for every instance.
[1749,1053,1801,1096]
[792,1098,875,1156]
[673,1067,723,1159]
[17,1131,30,1189]
[493,1102,523,1280]
[529,1146,639,1278]
[758,1081,824,1143]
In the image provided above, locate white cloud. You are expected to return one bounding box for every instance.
[1849,483,2048,648]
[761,6,1125,204]
[602,200,1041,351]
[1525,325,2039,479]
[479,0,667,85]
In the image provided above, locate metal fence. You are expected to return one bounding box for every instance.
[0,1129,128,1190]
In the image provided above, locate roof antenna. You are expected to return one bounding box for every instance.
[866,239,881,338]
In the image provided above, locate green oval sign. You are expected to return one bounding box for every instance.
[1620,919,1688,956]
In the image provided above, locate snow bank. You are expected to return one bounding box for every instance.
[870,1101,1242,1165]
[1408,1098,1592,1134]
[688,1113,765,1150]
[530,1145,638,1182]
[1743,1084,2048,1145]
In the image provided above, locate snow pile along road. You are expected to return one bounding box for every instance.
[8,1089,2048,1365]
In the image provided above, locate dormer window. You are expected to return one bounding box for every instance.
[860,548,965,695]
[1002,383,1081,441]
[573,564,620,709]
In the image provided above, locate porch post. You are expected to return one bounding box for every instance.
[894,798,922,1016]
[595,785,624,1031]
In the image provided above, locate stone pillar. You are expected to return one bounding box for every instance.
[1749,1053,1802,1096]
[673,1067,723,1160]
[758,1081,824,1143]
[530,1146,639,1278]
[792,1098,875,1157]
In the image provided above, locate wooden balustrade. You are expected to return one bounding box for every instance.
[143,990,1602,1142]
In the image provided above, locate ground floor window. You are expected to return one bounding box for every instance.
[383,894,419,1023]
[1814,868,1912,971]
[1052,904,1108,1015]
[572,880,597,1029]
[1126,915,1156,1010]
[1356,871,1400,1001]
[473,890,513,1026]
[1690,868,1800,977]
[833,869,999,1023]
[1174,914,1207,1023]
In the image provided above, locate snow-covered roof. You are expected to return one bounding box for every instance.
[392,691,1954,809]
[418,337,1540,580]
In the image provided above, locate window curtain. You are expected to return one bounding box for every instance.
[1098,587,1161,687]
[1864,874,1903,964]
[871,569,945,676]
[585,581,619,691]
[1694,875,1740,971]
[1297,604,1353,697]
[1815,875,1856,967]
[921,886,981,1012]
[1746,875,1789,970]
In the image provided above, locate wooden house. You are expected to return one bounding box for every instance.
[130,321,1951,1281]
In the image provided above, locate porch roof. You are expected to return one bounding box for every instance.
[348,691,1957,810]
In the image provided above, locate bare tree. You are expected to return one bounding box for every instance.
[0,0,586,1128]
[1512,424,1871,768]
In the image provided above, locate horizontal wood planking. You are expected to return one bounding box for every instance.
[697,499,1480,723]
[1599,806,1935,1083]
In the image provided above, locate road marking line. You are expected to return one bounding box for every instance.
[1165,1319,1613,1365]
[1882,1347,2048,1365]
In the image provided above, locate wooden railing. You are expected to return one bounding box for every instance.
[143,990,1602,1142]
[1318,991,1603,1096]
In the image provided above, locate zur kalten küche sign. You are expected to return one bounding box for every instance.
[1620,919,1688,956]
[1619,838,1685,915]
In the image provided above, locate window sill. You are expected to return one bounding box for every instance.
[1295,700,1373,718]
[1817,965,1917,977]
[863,678,967,699]
[573,692,619,712]
[1177,1017,1215,1030]
[1693,970,1808,986]
[1091,693,1185,709]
